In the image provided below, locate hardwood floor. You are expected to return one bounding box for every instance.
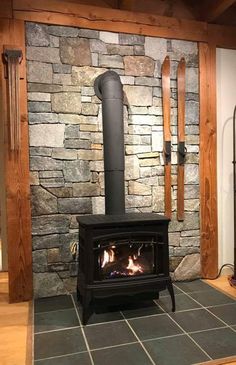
[0,272,32,365]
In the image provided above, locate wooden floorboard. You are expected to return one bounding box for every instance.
[0,272,32,365]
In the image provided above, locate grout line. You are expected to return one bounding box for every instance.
[90,340,139,352]
[34,350,88,362]
[188,325,228,335]
[35,325,81,335]
[175,284,236,332]
[157,301,212,361]
[71,294,95,365]
[84,318,127,327]
[34,306,75,315]
[120,311,157,365]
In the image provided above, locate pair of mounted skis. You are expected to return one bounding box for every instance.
[162,56,186,221]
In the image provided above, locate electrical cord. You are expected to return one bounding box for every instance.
[207,263,234,280]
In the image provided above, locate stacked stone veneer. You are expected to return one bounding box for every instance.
[26,23,200,298]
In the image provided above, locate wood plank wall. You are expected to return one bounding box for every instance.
[199,43,218,278]
[0,0,235,301]
[0,18,32,302]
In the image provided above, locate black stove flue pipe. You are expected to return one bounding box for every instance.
[94,71,125,215]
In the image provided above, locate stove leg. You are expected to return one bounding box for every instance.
[82,291,92,325]
[167,281,175,312]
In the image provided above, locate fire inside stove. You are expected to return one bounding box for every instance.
[96,237,155,279]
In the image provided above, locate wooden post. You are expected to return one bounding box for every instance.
[199,42,218,278]
[0,18,32,302]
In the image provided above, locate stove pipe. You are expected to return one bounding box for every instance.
[94,71,125,215]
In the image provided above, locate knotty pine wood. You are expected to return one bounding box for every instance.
[0,19,32,302]
[199,42,218,279]
[11,0,236,47]
[0,272,32,365]
[13,0,209,42]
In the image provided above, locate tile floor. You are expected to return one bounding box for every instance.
[34,280,236,365]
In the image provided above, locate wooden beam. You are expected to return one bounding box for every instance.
[209,23,236,49]
[200,0,236,22]
[12,0,209,42]
[0,18,32,302]
[0,0,13,19]
[199,42,218,279]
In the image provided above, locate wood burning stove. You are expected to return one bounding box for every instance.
[77,213,175,324]
[76,71,175,324]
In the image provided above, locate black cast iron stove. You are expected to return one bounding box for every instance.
[76,71,175,324]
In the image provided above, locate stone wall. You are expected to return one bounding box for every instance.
[26,23,200,298]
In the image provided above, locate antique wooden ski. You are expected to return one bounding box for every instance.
[177,57,186,221]
[161,56,171,219]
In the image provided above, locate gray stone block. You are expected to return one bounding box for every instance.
[52,92,81,113]
[58,198,92,214]
[53,74,72,85]
[65,125,80,139]
[186,101,199,125]
[28,93,51,102]
[53,64,72,74]
[99,54,123,69]
[73,182,100,197]
[51,148,77,160]
[145,37,167,63]
[33,272,66,298]
[100,31,119,44]
[28,102,51,113]
[135,77,160,87]
[49,35,59,48]
[124,56,154,77]
[40,178,65,188]
[29,124,65,147]
[126,195,152,208]
[27,61,53,84]
[107,44,134,56]
[90,39,107,54]
[32,215,70,235]
[30,147,52,157]
[28,83,63,93]
[125,155,140,180]
[46,187,73,198]
[39,171,63,178]
[27,46,60,63]
[78,29,99,38]
[81,103,99,116]
[48,25,79,37]
[72,66,107,86]
[124,85,152,106]
[134,45,145,55]
[119,34,144,45]
[185,164,199,184]
[64,160,90,182]
[32,234,61,250]
[30,156,63,171]
[31,186,58,216]
[33,250,48,273]
[60,38,91,66]
[64,139,91,149]
[26,23,49,46]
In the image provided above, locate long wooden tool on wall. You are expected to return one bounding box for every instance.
[162,56,172,219]
[177,57,186,221]
[4,48,23,153]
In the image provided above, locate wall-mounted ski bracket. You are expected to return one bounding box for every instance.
[164,141,171,164]
[178,142,186,165]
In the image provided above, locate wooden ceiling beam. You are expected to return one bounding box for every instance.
[200,0,236,22]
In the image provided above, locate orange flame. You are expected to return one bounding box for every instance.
[101,249,115,268]
[127,256,143,275]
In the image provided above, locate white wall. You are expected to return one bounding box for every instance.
[217,48,236,268]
